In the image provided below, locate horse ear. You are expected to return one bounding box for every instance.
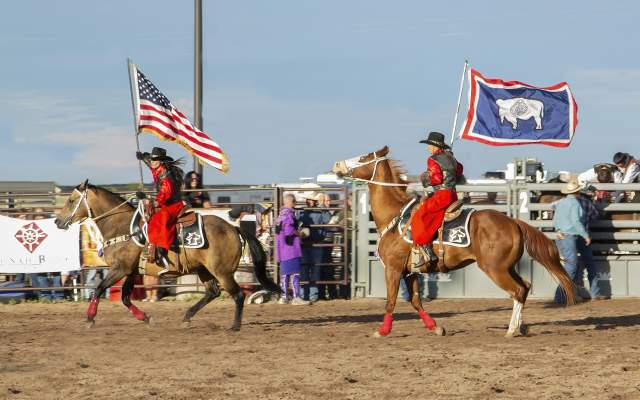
[377,146,389,157]
[79,179,89,190]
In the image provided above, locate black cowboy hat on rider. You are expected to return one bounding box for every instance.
[411,131,464,270]
[136,147,185,272]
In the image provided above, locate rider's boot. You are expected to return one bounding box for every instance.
[422,245,438,264]
[156,247,171,276]
[411,244,438,273]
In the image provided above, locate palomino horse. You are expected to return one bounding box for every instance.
[332,146,576,338]
[54,180,280,330]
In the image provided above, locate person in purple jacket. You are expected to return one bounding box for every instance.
[276,194,310,305]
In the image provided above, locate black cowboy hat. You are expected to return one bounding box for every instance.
[419,131,450,149]
[150,147,173,162]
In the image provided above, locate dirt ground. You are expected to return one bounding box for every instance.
[1,297,640,400]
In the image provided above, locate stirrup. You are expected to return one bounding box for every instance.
[410,247,427,273]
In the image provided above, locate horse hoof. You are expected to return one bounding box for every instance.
[227,326,240,333]
[504,331,515,338]
[372,331,385,338]
[432,326,446,336]
[86,320,95,329]
[144,316,155,327]
[182,321,192,330]
[519,324,529,336]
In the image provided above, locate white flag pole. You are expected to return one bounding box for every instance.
[449,60,469,147]
[127,58,145,190]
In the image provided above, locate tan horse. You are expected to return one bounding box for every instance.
[332,146,576,338]
[54,180,280,330]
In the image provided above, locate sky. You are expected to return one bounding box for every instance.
[1,1,639,185]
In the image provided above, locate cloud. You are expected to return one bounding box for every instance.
[45,127,138,169]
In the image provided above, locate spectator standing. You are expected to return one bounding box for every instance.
[275,194,308,305]
[552,181,590,304]
[142,275,159,302]
[183,171,212,208]
[30,209,63,301]
[574,189,608,300]
[298,192,331,302]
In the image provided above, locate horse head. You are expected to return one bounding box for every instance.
[332,146,390,181]
[54,179,92,230]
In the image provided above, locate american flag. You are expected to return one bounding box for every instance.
[129,63,228,172]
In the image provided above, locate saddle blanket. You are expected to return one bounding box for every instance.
[130,206,206,249]
[397,198,475,248]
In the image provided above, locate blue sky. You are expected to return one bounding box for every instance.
[1,1,639,185]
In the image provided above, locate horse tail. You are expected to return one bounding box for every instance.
[514,219,576,305]
[236,226,281,294]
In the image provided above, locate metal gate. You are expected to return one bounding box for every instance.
[351,181,640,299]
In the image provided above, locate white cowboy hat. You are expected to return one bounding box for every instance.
[561,180,582,194]
[301,191,321,201]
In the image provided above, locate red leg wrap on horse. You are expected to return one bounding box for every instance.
[419,309,436,330]
[378,314,393,336]
[87,297,99,320]
[128,304,146,321]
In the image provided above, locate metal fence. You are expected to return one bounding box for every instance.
[352,181,640,299]
[0,184,351,299]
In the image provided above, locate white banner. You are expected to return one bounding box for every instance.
[0,216,80,273]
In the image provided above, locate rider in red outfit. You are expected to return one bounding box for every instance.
[136,147,184,270]
[411,132,463,266]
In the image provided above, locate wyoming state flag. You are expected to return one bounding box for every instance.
[458,69,578,147]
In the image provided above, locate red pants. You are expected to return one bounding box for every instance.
[148,202,184,250]
[411,190,457,246]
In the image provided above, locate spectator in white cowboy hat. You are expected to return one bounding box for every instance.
[552,180,590,304]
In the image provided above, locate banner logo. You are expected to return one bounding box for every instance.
[14,222,48,253]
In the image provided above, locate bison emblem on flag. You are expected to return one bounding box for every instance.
[496,98,544,130]
[458,69,578,147]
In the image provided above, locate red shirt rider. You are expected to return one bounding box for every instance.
[411,132,463,246]
[139,147,184,253]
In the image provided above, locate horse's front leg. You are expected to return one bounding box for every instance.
[374,260,402,337]
[121,274,152,324]
[86,269,126,327]
[405,273,445,336]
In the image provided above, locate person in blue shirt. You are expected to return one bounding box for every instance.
[298,192,332,302]
[552,180,591,303]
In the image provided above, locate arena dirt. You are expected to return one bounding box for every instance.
[1,298,639,399]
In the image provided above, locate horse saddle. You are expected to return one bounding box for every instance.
[398,199,475,248]
[130,202,207,249]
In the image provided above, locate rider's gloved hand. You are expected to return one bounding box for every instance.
[136,191,147,200]
[136,151,150,161]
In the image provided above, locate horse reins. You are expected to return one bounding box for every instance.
[343,152,409,188]
[64,188,136,250]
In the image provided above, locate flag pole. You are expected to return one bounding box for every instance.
[127,58,145,190]
[193,0,204,177]
[449,60,469,147]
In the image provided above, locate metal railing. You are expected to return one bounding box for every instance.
[0,184,351,298]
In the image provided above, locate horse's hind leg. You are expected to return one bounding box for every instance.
[182,277,221,328]
[404,273,445,336]
[480,263,530,337]
[215,272,245,331]
[121,274,151,324]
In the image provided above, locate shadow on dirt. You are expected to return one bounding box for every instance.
[529,314,640,330]
[248,306,512,327]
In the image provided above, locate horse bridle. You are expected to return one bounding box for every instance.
[62,188,132,228]
[342,152,409,187]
